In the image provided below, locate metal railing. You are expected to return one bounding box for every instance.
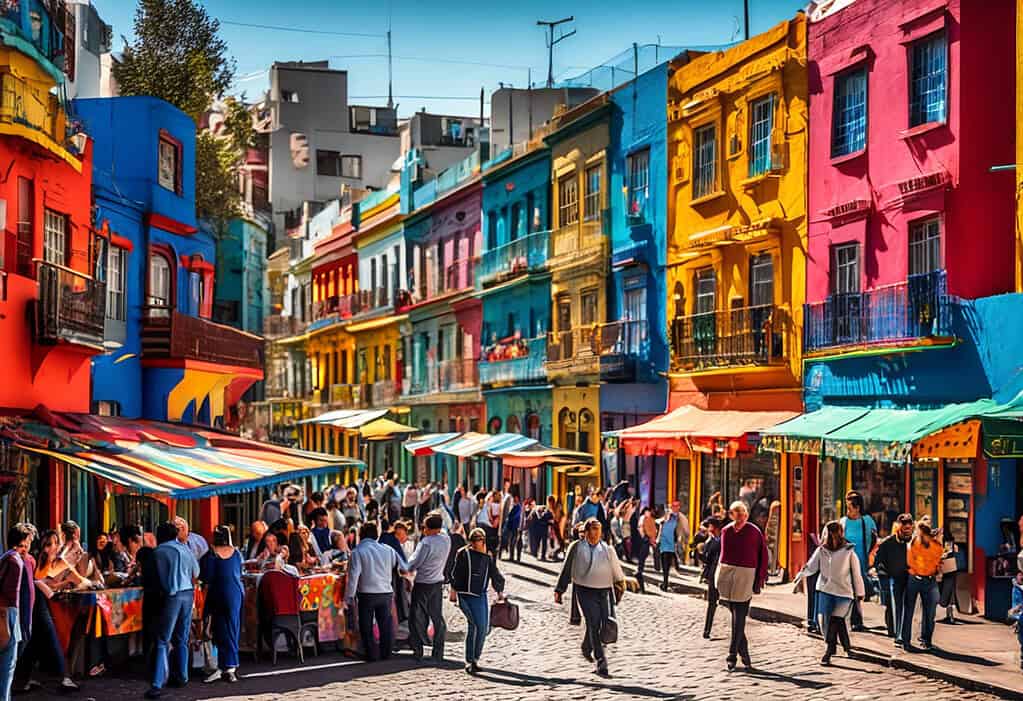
[142,307,264,368]
[803,271,953,352]
[313,295,340,321]
[478,230,550,285]
[405,358,479,396]
[671,304,787,370]
[0,74,67,150]
[34,260,105,346]
[551,219,606,259]
[479,337,547,385]
[371,379,399,406]
[263,315,307,338]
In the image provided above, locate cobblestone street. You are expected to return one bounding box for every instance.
[35,557,1003,701]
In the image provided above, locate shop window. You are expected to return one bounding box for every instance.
[909,31,947,127]
[851,459,905,538]
[700,456,724,519]
[675,458,691,516]
[832,68,868,157]
[733,453,780,533]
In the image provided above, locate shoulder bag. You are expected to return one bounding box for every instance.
[490,598,519,630]
[600,591,618,644]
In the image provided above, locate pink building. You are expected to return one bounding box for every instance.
[805,0,1015,352]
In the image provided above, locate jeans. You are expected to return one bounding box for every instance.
[457,593,489,663]
[660,552,676,590]
[634,539,650,591]
[703,584,719,636]
[576,585,611,668]
[726,600,750,664]
[815,591,852,629]
[880,574,908,640]
[15,595,65,683]
[824,615,851,655]
[409,582,446,660]
[152,590,193,690]
[0,607,22,701]
[357,593,394,662]
[901,575,939,647]
[805,573,819,628]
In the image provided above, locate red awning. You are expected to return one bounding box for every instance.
[615,405,798,457]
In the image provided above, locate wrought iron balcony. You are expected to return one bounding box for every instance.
[479,337,547,386]
[313,295,341,321]
[671,304,788,371]
[263,314,307,339]
[598,320,648,382]
[142,308,264,369]
[371,379,399,406]
[33,260,105,348]
[404,358,479,397]
[478,230,550,286]
[803,270,953,353]
[0,73,71,155]
[416,258,476,303]
[545,326,600,379]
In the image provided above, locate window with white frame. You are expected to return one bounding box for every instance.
[748,94,775,177]
[831,243,860,294]
[43,209,66,265]
[158,135,179,192]
[148,253,172,313]
[909,218,942,276]
[106,246,127,321]
[341,155,362,179]
[749,253,774,307]
[693,125,717,198]
[559,175,578,227]
[909,32,947,127]
[695,268,716,314]
[583,165,601,221]
[627,149,650,216]
[832,69,867,157]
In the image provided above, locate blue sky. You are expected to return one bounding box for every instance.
[91,0,804,117]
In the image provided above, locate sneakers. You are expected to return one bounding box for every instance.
[595,665,611,678]
[225,669,239,683]
[465,661,480,674]
[143,688,162,700]
[203,669,223,684]
[726,658,737,672]
[59,677,80,692]
[20,680,42,693]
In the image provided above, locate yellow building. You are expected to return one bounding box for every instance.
[664,16,807,526]
[543,96,613,502]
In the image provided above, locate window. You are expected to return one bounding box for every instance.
[15,177,33,277]
[627,149,650,216]
[749,253,774,307]
[695,268,716,314]
[487,211,498,249]
[581,289,598,325]
[558,175,578,227]
[909,218,942,276]
[148,253,172,314]
[748,94,775,177]
[106,246,127,321]
[281,90,299,103]
[692,126,716,198]
[832,69,867,156]
[510,203,521,241]
[909,32,947,127]
[583,166,601,221]
[526,193,536,233]
[316,151,362,178]
[43,209,67,265]
[158,134,180,192]
[831,243,860,294]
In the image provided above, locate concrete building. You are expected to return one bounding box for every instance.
[401,110,484,180]
[267,61,401,245]
[489,86,599,154]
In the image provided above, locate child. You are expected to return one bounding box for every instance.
[1010,571,1023,671]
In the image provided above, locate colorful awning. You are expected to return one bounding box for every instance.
[359,418,418,440]
[0,413,362,500]
[424,432,539,458]
[403,433,461,456]
[299,409,388,429]
[613,405,798,457]
[498,448,594,468]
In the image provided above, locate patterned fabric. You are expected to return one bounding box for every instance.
[240,573,351,650]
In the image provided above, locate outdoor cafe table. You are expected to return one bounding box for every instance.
[240,571,355,652]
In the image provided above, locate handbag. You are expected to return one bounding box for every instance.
[940,554,959,575]
[600,592,618,645]
[490,599,519,631]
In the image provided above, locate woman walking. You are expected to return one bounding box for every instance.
[938,531,961,624]
[715,501,768,671]
[448,528,506,674]
[794,521,864,665]
[200,526,244,684]
[634,506,657,594]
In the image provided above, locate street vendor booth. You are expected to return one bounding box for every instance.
[299,409,417,479]
[760,396,1023,616]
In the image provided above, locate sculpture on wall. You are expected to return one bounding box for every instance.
[290,132,309,169]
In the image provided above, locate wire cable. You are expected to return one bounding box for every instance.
[220,20,384,39]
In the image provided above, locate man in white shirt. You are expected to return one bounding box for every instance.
[403,513,452,661]
[346,522,400,662]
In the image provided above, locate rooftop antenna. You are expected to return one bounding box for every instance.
[537,16,576,88]
[743,0,750,40]
[386,4,394,109]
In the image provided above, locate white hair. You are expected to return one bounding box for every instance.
[728,500,749,515]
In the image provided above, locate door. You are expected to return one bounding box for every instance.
[623,286,646,354]
[148,254,172,317]
[557,296,573,359]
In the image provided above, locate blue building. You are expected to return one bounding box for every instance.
[77,96,264,426]
[213,212,270,336]
[476,145,554,498]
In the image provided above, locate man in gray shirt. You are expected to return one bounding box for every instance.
[403,513,452,661]
[346,522,400,661]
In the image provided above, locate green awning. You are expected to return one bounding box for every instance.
[760,407,869,455]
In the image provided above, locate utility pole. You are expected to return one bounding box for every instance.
[537,17,576,88]
[386,27,394,109]
[743,0,750,40]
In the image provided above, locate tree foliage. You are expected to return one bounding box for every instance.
[195,131,241,228]
[114,0,234,122]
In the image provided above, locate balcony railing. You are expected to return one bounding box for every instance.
[142,308,264,369]
[263,315,307,339]
[0,73,69,153]
[598,320,648,381]
[343,287,412,316]
[34,260,105,347]
[405,358,480,396]
[478,230,550,286]
[803,271,953,353]
[671,305,787,371]
[479,337,547,385]
[418,258,476,302]
[551,220,606,259]
[313,295,341,321]
[546,326,600,378]
[371,379,399,406]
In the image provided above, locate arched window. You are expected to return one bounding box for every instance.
[488,416,502,434]
[148,252,173,317]
[526,413,541,442]
[558,408,576,451]
[673,281,686,318]
[578,409,594,453]
[506,414,521,435]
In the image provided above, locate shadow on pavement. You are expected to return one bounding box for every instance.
[922,647,1001,667]
[740,667,833,690]
[475,667,689,698]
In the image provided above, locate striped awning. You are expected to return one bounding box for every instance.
[298,409,388,428]
[0,413,362,500]
[429,432,539,458]
[403,433,461,456]
[497,447,594,468]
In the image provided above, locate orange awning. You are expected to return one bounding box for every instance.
[614,405,798,457]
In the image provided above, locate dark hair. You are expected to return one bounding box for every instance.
[119,524,143,546]
[359,522,379,541]
[583,517,601,532]
[34,530,60,569]
[897,513,915,525]
[60,521,79,539]
[311,491,324,504]
[823,520,846,551]
[702,517,723,529]
[423,514,443,531]
[393,520,409,533]
[845,491,864,511]
[213,525,232,547]
[7,524,32,549]
[287,533,305,565]
[156,522,179,545]
[309,507,328,522]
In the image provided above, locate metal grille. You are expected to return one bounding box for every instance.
[748,94,775,177]
[910,33,947,127]
[693,125,716,198]
[832,69,867,156]
[909,218,942,276]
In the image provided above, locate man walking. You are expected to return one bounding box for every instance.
[698,517,722,638]
[900,521,943,651]
[840,491,876,630]
[146,521,199,699]
[346,522,400,662]
[874,513,914,645]
[554,518,626,678]
[403,513,451,662]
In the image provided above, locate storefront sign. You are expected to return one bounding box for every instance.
[983,434,1023,458]
[825,438,913,463]
[760,435,784,453]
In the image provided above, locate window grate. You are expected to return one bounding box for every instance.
[693,126,716,198]
[748,94,775,177]
[832,69,867,157]
[910,33,947,127]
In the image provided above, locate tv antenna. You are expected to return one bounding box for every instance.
[537,16,576,88]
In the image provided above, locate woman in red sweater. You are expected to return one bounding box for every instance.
[714,500,769,671]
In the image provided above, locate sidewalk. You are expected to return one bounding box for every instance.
[614,558,1023,699]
